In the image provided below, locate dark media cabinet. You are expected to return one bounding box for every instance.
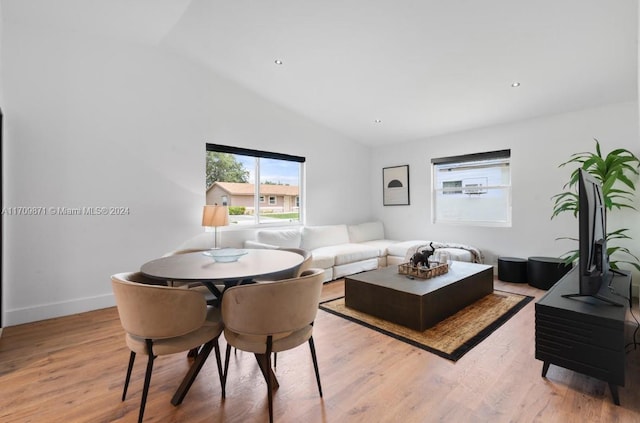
[535,267,632,405]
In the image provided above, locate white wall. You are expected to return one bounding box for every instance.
[372,102,640,287]
[0,1,4,330]
[0,22,372,325]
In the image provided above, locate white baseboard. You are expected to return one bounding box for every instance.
[4,293,116,326]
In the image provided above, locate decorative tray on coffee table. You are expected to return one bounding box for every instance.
[398,263,449,279]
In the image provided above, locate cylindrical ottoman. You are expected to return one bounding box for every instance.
[497,257,528,283]
[527,256,572,290]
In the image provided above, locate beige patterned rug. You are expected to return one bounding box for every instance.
[319,291,533,361]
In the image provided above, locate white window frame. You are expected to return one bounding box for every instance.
[431,150,511,227]
[206,144,305,226]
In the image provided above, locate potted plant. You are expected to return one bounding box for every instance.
[551,139,640,271]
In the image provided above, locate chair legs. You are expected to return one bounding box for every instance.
[223,343,232,394]
[224,337,322,423]
[266,336,274,423]
[122,338,224,423]
[122,351,136,401]
[225,343,276,423]
[120,341,156,423]
[308,336,323,397]
[139,340,156,423]
[213,339,225,399]
[171,338,222,405]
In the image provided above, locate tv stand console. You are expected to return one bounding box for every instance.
[535,266,632,405]
[561,293,624,307]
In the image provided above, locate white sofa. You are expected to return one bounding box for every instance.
[171,221,482,283]
[245,222,396,282]
[244,222,483,282]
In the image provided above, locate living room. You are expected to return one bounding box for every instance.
[1,1,640,421]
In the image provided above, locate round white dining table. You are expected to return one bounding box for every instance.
[140,248,303,286]
[141,248,302,401]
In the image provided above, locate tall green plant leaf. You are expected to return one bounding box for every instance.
[551,139,640,271]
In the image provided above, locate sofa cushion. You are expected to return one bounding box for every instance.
[358,239,399,256]
[312,243,379,266]
[347,221,385,243]
[255,228,301,248]
[310,254,335,269]
[386,240,429,257]
[301,225,350,251]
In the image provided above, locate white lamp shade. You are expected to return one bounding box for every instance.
[202,205,229,227]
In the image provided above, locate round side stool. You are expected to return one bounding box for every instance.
[497,257,528,283]
[527,256,572,290]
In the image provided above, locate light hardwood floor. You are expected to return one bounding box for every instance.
[2,278,640,422]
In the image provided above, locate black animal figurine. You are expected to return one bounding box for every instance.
[410,242,435,268]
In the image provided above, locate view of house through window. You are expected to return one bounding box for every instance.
[206,144,304,225]
[432,150,511,226]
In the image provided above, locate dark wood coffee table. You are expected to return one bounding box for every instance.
[344,261,494,331]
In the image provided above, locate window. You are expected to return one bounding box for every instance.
[206,144,304,225]
[432,150,511,226]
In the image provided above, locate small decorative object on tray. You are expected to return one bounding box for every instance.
[398,262,449,279]
[410,242,435,268]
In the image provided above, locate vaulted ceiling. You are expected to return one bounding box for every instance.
[5,0,638,145]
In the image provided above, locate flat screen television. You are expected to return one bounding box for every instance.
[562,168,622,306]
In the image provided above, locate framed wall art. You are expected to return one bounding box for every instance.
[383,165,410,206]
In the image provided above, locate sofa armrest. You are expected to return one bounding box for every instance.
[244,240,279,249]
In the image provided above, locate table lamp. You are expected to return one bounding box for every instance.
[202,205,229,249]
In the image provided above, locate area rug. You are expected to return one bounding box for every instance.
[319,291,533,361]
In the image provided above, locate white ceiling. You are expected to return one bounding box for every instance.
[5,0,638,146]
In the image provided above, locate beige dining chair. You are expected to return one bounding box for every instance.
[111,272,225,423]
[265,248,313,366]
[125,270,169,286]
[286,247,313,277]
[254,247,313,282]
[221,268,324,423]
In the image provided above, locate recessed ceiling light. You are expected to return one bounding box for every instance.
[374,119,382,123]
[511,82,521,87]
[274,59,283,65]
